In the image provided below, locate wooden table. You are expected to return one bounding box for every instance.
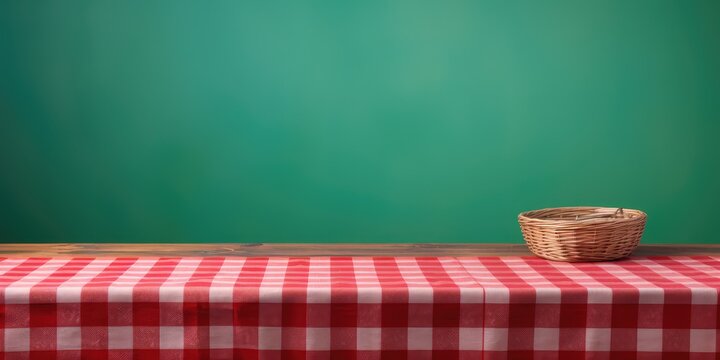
[1,243,718,356]
[0,243,717,257]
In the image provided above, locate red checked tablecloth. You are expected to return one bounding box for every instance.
[1,256,718,359]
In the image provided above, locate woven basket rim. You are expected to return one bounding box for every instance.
[518,206,647,224]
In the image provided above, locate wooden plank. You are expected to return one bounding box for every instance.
[0,243,718,257]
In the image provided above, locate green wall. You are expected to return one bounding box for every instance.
[1,0,719,244]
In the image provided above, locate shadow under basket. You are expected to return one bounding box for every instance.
[518,207,647,262]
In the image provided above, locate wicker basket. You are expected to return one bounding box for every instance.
[518,207,647,262]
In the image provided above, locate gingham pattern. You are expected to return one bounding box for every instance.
[458,256,720,359]
[0,256,718,359]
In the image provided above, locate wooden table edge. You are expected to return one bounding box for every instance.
[0,243,718,257]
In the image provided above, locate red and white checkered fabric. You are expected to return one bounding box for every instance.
[0,256,718,359]
[459,256,720,359]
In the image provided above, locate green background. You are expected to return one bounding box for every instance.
[1,0,719,243]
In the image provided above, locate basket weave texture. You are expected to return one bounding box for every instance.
[518,207,647,262]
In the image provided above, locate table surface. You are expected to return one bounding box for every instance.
[0,243,718,257]
[1,254,718,356]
